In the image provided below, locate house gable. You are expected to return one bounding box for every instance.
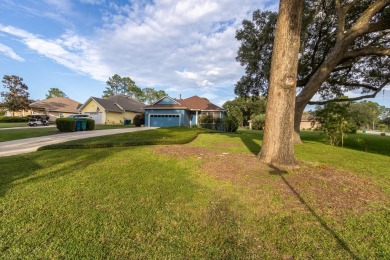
[154,96,180,105]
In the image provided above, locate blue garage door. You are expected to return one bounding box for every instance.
[150,115,180,127]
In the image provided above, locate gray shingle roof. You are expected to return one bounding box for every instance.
[29,97,82,113]
[92,95,145,113]
[106,95,145,113]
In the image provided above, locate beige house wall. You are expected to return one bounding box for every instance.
[105,111,138,124]
[5,109,33,117]
[80,99,104,113]
[300,121,320,130]
[81,99,140,124]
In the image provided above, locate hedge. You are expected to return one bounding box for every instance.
[86,119,95,130]
[0,116,29,123]
[56,118,76,132]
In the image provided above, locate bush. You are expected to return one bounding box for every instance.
[251,114,266,130]
[224,117,239,132]
[86,119,95,130]
[0,116,29,122]
[133,113,145,127]
[199,115,214,124]
[56,118,76,132]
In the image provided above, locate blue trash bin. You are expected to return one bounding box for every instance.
[81,120,87,131]
[76,120,82,131]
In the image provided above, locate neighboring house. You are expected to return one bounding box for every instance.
[300,112,320,130]
[1,100,35,117]
[29,97,82,121]
[79,94,145,124]
[144,95,225,127]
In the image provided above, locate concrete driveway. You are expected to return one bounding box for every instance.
[0,127,158,157]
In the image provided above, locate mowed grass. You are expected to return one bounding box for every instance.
[0,124,136,142]
[0,128,389,258]
[39,127,215,150]
[0,122,30,128]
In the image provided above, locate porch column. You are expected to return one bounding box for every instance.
[196,111,198,125]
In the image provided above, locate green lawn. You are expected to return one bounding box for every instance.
[0,124,136,142]
[0,128,389,258]
[0,122,29,128]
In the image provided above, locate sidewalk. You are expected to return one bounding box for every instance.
[0,127,158,157]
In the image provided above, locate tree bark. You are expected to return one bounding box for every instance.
[258,0,304,167]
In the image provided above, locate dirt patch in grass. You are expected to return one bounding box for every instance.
[154,145,387,218]
[212,142,242,148]
[281,165,387,217]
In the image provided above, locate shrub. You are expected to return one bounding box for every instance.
[133,113,145,127]
[0,116,29,122]
[86,119,95,130]
[224,116,239,132]
[199,115,214,124]
[251,114,266,130]
[378,124,388,132]
[56,118,76,132]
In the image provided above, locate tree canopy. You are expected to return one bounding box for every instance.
[140,88,167,104]
[222,96,266,127]
[1,75,30,115]
[103,74,166,104]
[46,88,67,99]
[236,0,390,141]
[103,74,143,99]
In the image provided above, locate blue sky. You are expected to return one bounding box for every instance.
[0,0,389,109]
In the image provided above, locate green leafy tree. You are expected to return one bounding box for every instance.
[311,100,355,147]
[140,88,167,104]
[103,74,143,100]
[250,114,266,130]
[222,96,266,127]
[46,88,67,99]
[349,101,382,129]
[1,75,30,116]
[236,1,390,142]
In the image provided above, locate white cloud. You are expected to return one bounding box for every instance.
[1,0,274,104]
[0,42,24,62]
[0,24,110,81]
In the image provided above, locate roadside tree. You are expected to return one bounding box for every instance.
[1,75,30,116]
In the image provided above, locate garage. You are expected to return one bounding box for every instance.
[149,114,180,127]
[86,112,103,124]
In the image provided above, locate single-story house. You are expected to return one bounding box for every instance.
[144,95,225,127]
[79,94,145,124]
[1,100,35,117]
[29,97,82,121]
[300,112,320,130]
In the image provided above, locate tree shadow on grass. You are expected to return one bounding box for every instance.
[219,130,262,155]
[0,149,118,198]
[268,164,360,259]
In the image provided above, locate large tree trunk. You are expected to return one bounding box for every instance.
[293,103,305,144]
[258,0,304,167]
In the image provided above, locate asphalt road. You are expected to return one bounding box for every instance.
[0,127,158,157]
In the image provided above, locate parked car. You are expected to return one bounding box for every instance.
[67,114,91,119]
[28,114,50,127]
